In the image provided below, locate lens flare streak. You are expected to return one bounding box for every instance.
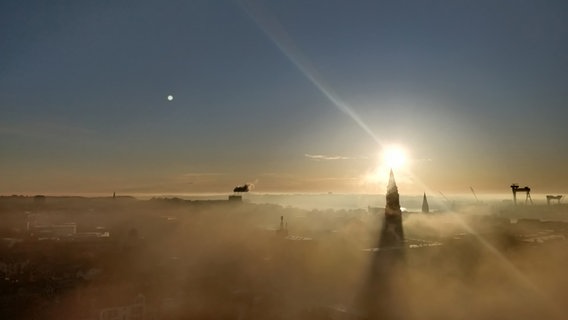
[239,0,382,146]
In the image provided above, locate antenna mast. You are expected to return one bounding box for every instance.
[470,186,479,202]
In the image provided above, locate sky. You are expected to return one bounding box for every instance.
[1,0,568,196]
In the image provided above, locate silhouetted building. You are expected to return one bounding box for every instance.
[228,195,242,202]
[379,170,404,248]
[276,216,288,237]
[421,192,430,213]
[33,195,46,206]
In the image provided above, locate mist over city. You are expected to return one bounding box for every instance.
[2,0,568,319]
[2,184,568,319]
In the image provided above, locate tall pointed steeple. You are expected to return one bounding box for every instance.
[379,169,404,248]
[385,169,401,216]
[355,170,406,319]
[421,192,430,213]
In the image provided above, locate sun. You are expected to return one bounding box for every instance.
[382,145,407,170]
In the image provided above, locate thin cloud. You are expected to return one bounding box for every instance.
[304,154,367,161]
[181,172,226,177]
[309,176,360,182]
[0,121,95,140]
[177,173,228,184]
[411,158,433,163]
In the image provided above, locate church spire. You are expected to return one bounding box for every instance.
[379,169,404,248]
[421,192,430,213]
[385,169,401,215]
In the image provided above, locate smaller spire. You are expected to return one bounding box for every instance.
[421,193,430,213]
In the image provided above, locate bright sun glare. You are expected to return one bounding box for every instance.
[382,146,407,169]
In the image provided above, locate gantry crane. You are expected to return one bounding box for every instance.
[511,183,532,205]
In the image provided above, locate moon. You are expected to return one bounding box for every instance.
[167,95,174,101]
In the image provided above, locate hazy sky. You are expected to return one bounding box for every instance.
[2,0,568,195]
